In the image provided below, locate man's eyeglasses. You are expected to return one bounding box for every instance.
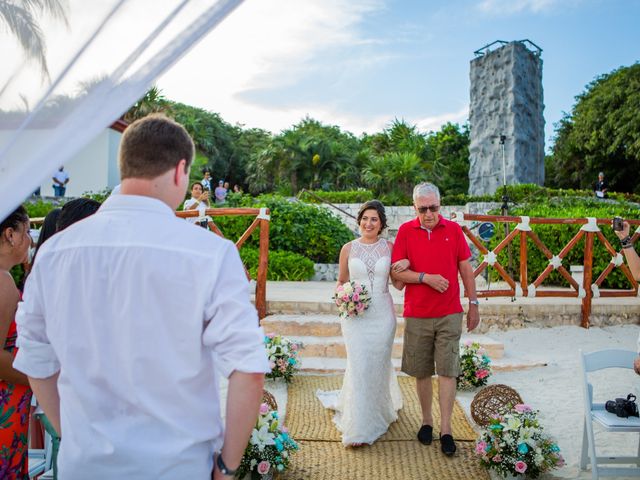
[416,205,440,214]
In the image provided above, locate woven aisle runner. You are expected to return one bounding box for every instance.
[286,375,476,442]
[282,376,488,480]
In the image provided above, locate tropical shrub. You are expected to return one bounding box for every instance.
[298,189,375,204]
[216,194,354,263]
[240,248,315,281]
[485,198,639,288]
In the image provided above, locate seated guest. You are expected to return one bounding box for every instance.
[0,206,33,477]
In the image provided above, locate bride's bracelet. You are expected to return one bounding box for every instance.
[418,272,425,284]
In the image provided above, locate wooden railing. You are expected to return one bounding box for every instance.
[454,213,640,328]
[175,207,271,319]
[30,208,271,319]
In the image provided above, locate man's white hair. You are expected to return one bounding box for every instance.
[413,182,440,203]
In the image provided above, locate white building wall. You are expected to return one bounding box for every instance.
[38,128,121,197]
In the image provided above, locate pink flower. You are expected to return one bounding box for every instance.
[464,339,473,347]
[515,461,527,474]
[342,295,349,302]
[336,285,344,293]
[475,369,489,379]
[356,302,365,312]
[291,344,298,351]
[269,361,276,370]
[257,461,271,475]
[259,403,270,415]
[352,293,360,302]
[514,404,532,413]
[266,333,275,339]
[475,441,487,454]
[492,454,502,463]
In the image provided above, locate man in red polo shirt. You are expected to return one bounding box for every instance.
[391,182,480,457]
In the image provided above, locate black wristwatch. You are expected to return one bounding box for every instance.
[216,454,238,476]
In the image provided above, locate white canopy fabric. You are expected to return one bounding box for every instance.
[0,0,243,221]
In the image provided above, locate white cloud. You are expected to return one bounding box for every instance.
[476,0,571,15]
[158,0,387,132]
[414,106,469,133]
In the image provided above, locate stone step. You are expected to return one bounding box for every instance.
[298,356,545,375]
[262,314,504,360]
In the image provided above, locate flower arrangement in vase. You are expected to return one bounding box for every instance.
[475,404,565,478]
[333,281,371,319]
[457,340,492,390]
[264,334,301,383]
[237,402,298,479]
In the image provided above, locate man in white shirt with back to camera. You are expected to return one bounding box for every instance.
[14,114,269,479]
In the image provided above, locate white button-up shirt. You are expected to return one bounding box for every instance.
[14,194,270,479]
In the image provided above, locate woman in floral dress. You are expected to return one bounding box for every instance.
[0,206,33,478]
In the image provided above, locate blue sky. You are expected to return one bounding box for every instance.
[159,0,640,149]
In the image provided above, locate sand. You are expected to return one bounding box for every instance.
[456,324,639,479]
[222,324,639,479]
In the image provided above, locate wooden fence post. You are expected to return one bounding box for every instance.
[581,231,594,328]
[255,210,270,321]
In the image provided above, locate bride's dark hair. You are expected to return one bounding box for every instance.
[357,200,387,234]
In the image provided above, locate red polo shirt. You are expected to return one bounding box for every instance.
[391,216,471,319]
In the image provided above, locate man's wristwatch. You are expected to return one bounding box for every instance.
[469,299,480,306]
[216,454,238,476]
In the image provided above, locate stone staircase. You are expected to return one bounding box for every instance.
[260,313,523,374]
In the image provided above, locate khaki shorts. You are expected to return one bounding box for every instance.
[401,313,463,378]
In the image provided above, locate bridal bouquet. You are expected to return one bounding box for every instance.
[475,404,565,478]
[264,334,301,383]
[457,340,492,390]
[333,281,371,319]
[237,402,299,479]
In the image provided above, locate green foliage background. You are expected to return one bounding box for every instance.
[485,199,639,288]
[239,248,315,281]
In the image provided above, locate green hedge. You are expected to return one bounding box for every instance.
[484,199,639,288]
[239,248,315,281]
[443,184,640,206]
[214,194,354,263]
[299,189,374,204]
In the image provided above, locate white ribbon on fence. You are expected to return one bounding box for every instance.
[591,284,601,298]
[580,217,600,232]
[549,255,563,269]
[578,286,586,299]
[526,284,536,298]
[611,253,624,267]
[516,216,532,232]
[257,207,271,221]
[484,251,497,266]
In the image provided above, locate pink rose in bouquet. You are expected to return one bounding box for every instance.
[333,281,371,319]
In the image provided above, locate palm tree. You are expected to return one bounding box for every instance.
[0,0,69,80]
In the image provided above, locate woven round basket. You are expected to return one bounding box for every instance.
[261,389,278,411]
[470,384,523,427]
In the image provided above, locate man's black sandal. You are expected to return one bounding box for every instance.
[417,425,433,445]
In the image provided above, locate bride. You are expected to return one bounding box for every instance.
[317,200,405,446]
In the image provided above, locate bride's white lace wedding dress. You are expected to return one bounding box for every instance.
[316,238,403,445]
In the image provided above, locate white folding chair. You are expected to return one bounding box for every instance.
[580,349,640,479]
